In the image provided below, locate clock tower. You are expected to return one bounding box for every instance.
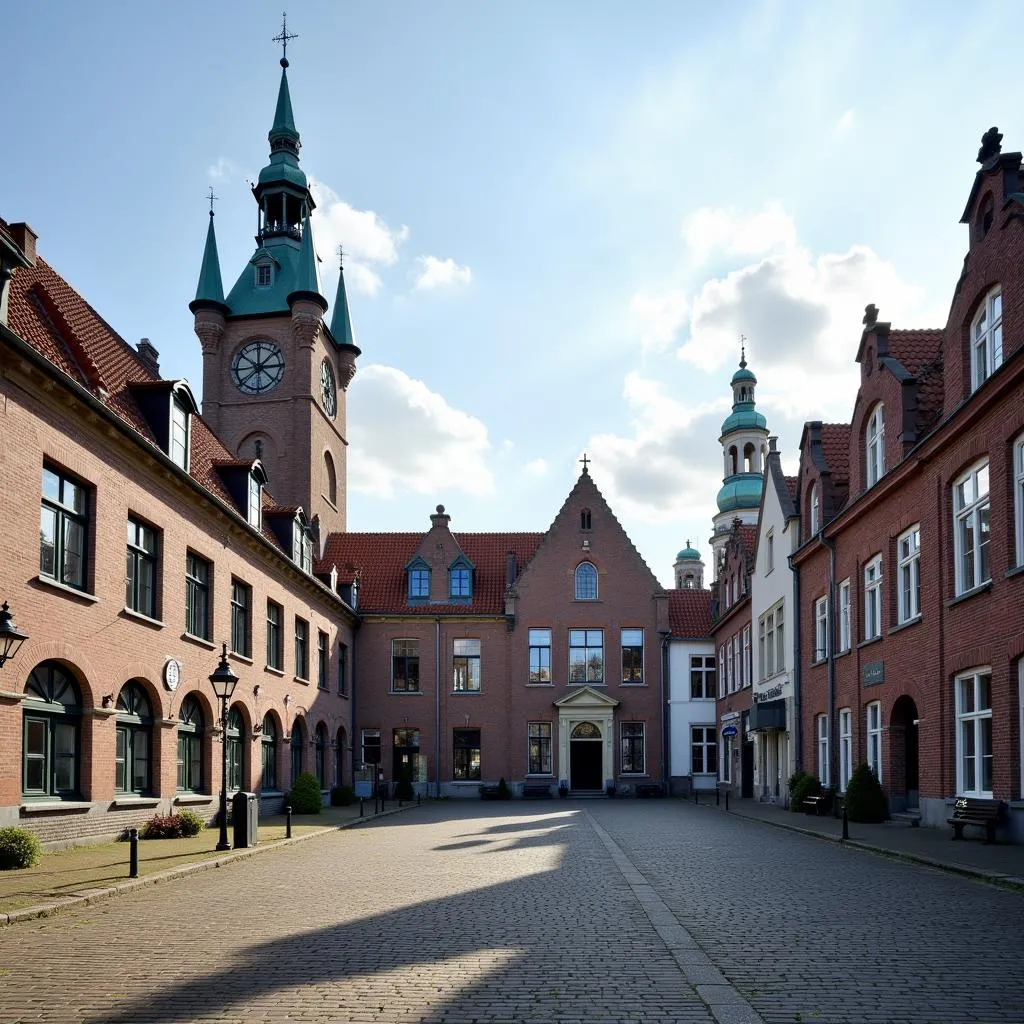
[190,39,359,537]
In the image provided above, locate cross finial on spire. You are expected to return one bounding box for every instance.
[739,334,747,368]
[579,453,590,474]
[273,11,298,68]
[336,244,346,269]
[206,187,218,217]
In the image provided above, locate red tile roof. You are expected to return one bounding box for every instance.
[784,475,799,503]
[819,423,851,481]
[668,589,714,638]
[887,329,943,376]
[737,524,758,556]
[319,532,545,615]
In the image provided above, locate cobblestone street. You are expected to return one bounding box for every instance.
[0,801,1021,1024]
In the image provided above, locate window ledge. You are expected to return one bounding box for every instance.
[856,636,883,650]
[229,652,254,666]
[835,648,852,659]
[572,599,602,604]
[946,580,994,609]
[21,801,91,813]
[389,690,423,696]
[293,676,310,686]
[112,796,160,808]
[452,690,482,696]
[889,615,922,636]
[620,682,647,687]
[121,607,165,629]
[337,691,350,700]
[264,665,285,677]
[182,632,216,650]
[525,774,555,778]
[620,773,649,778]
[526,682,554,687]
[33,575,99,603]
[1003,564,1024,580]
[174,793,213,805]
[811,658,827,667]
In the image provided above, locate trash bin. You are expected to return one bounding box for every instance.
[232,791,258,848]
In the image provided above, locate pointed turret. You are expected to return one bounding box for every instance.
[270,62,299,151]
[287,214,327,311]
[330,263,355,347]
[189,211,227,314]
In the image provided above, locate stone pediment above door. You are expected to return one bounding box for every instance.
[554,686,620,709]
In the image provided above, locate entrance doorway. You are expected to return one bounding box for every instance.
[889,696,919,812]
[569,721,603,790]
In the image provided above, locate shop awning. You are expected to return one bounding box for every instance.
[748,699,786,732]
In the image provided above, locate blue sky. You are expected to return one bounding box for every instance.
[3,2,1017,585]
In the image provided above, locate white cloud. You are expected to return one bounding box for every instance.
[413,255,473,291]
[309,180,409,296]
[835,108,855,137]
[630,288,688,354]
[207,157,238,182]
[348,365,494,499]
[683,201,797,265]
[523,457,549,476]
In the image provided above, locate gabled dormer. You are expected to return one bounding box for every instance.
[128,379,200,471]
[265,507,313,571]
[448,554,475,602]
[214,459,268,530]
[405,556,431,604]
[251,248,281,290]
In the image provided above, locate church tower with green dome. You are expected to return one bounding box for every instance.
[710,347,769,576]
[673,542,705,590]
[191,21,360,538]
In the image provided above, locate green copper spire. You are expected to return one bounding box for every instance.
[189,206,227,313]
[270,64,299,148]
[330,256,355,347]
[287,214,326,310]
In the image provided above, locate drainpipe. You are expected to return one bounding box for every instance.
[821,534,837,791]
[434,617,441,799]
[791,562,802,775]
[659,631,671,792]
[349,625,357,782]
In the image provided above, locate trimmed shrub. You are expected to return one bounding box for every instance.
[790,772,822,812]
[845,762,887,823]
[331,785,355,807]
[496,777,510,800]
[176,808,206,837]
[395,771,414,802]
[788,769,809,795]
[0,827,42,870]
[140,814,184,839]
[288,772,323,814]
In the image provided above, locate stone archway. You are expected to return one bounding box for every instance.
[889,695,919,812]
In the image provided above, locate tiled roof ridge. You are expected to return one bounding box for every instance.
[25,283,101,391]
[888,327,944,335]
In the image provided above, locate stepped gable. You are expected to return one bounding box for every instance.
[668,589,714,638]
[320,532,545,614]
[783,475,798,504]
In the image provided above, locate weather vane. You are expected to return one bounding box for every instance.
[739,334,747,367]
[273,12,298,67]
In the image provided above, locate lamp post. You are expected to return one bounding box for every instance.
[0,602,29,670]
[208,642,239,851]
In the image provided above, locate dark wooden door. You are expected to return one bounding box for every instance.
[570,741,603,790]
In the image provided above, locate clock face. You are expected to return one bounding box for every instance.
[163,659,180,692]
[320,359,337,419]
[231,340,285,394]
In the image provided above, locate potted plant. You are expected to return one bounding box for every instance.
[558,780,569,799]
[605,780,616,798]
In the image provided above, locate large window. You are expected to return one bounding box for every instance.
[742,626,751,687]
[866,404,885,487]
[391,639,421,692]
[863,556,882,641]
[897,526,921,623]
[453,728,481,781]
[529,628,552,684]
[758,604,784,678]
[314,723,328,789]
[726,636,735,693]
[838,579,851,652]
[261,714,278,790]
[23,661,81,798]
[170,398,190,470]
[620,723,645,774]
[528,722,552,775]
[294,617,309,680]
[449,566,471,599]
[953,461,991,595]
[568,629,603,684]
[970,287,1003,391]
[317,630,329,690]
[177,695,204,792]
[866,701,883,782]
[453,639,481,692]
[574,562,598,600]
[125,517,158,618]
[691,726,718,774]
[814,597,828,662]
[621,629,643,684]
[809,485,820,535]
[361,729,381,768]
[408,567,430,600]
[838,708,852,793]
[290,719,305,782]
[185,553,210,640]
[338,642,348,696]
[955,669,992,797]
[39,464,89,591]
[1015,435,1024,569]
[230,579,251,657]
[266,601,282,670]
[226,707,244,792]
[115,680,152,795]
[718,646,726,697]
[690,655,716,699]
[247,472,262,529]
[816,714,830,786]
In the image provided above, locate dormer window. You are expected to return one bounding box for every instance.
[971,287,1003,391]
[449,566,471,599]
[248,472,262,529]
[866,404,885,487]
[409,567,430,600]
[170,398,190,470]
[292,520,312,574]
[574,561,598,601]
[810,485,820,535]
[255,263,272,288]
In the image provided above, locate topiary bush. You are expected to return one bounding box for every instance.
[790,772,822,813]
[845,762,888,822]
[0,827,42,870]
[496,777,510,800]
[788,769,809,796]
[331,785,355,807]
[139,812,206,839]
[176,808,206,837]
[288,772,323,814]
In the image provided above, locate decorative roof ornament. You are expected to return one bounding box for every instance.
[579,452,590,475]
[977,126,1003,166]
[329,246,357,348]
[739,334,747,369]
[863,303,879,328]
[272,11,298,69]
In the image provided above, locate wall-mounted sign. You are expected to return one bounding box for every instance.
[755,682,784,703]
[722,725,738,737]
[862,662,885,687]
[163,658,181,692]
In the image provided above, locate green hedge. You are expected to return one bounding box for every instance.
[845,763,887,822]
[288,772,323,814]
[0,827,42,870]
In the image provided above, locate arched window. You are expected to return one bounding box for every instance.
[116,681,153,796]
[335,727,346,787]
[580,508,592,531]
[729,446,738,475]
[324,451,337,505]
[315,723,327,789]
[866,404,885,487]
[971,287,1003,391]
[261,714,278,791]
[177,695,204,793]
[683,573,695,590]
[226,707,244,792]
[291,719,305,783]
[809,485,820,535]
[743,442,755,473]
[574,561,598,601]
[23,661,81,799]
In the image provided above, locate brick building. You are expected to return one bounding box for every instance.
[793,128,1024,839]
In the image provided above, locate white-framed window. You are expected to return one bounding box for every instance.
[721,733,733,784]
[170,399,190,470]
[742,626,751,687]
[838,579,851,653]
[953,461,991,595]
[866,701,883,782]
[247,472,262,529]
[897,526,921,623]
[690,655,716,699]
[866,404,885,487]
[838,708,852,793]
[568,629,603,684]
[691,726,718,775]
[453,638,481,692]
[816,714,829,786]
[765,531,774,573]
[574,561,598,600]
[955,668,993,797]
[620,722,645,774]
[863,555,882,641]
[1018,660,1024,800]
[810,486,820,535]
[528,722,552,775]
[718,646,726,698]
[255,263,273,288]
[528,628,552,684]
[970,287,1003,391]
[1015,435,1024,569]
[726,636,734,693]
[758,603,784,678]
[814,597,828,662]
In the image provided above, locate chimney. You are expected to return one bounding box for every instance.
[136,338,160,376]
[8,223,37,267]
[768,435,778,453]
[429,504,451,529]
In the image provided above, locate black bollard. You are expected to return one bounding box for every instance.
[128,827,139,878]
[285,803,292,839]
[725,790,730,811]
[417,792,421,807]
[716,787,720,806]
[842,806,849,841]
[694,788,699,804]
[359,799,364,818]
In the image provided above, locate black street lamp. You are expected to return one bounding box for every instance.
[0,602,29,670]
[208,642,239,851]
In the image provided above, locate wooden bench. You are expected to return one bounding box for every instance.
[804,794,827,815]
[521,783,553,799]
[947,797,1006,843]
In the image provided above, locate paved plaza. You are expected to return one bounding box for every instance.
[0,801,1021,1024]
